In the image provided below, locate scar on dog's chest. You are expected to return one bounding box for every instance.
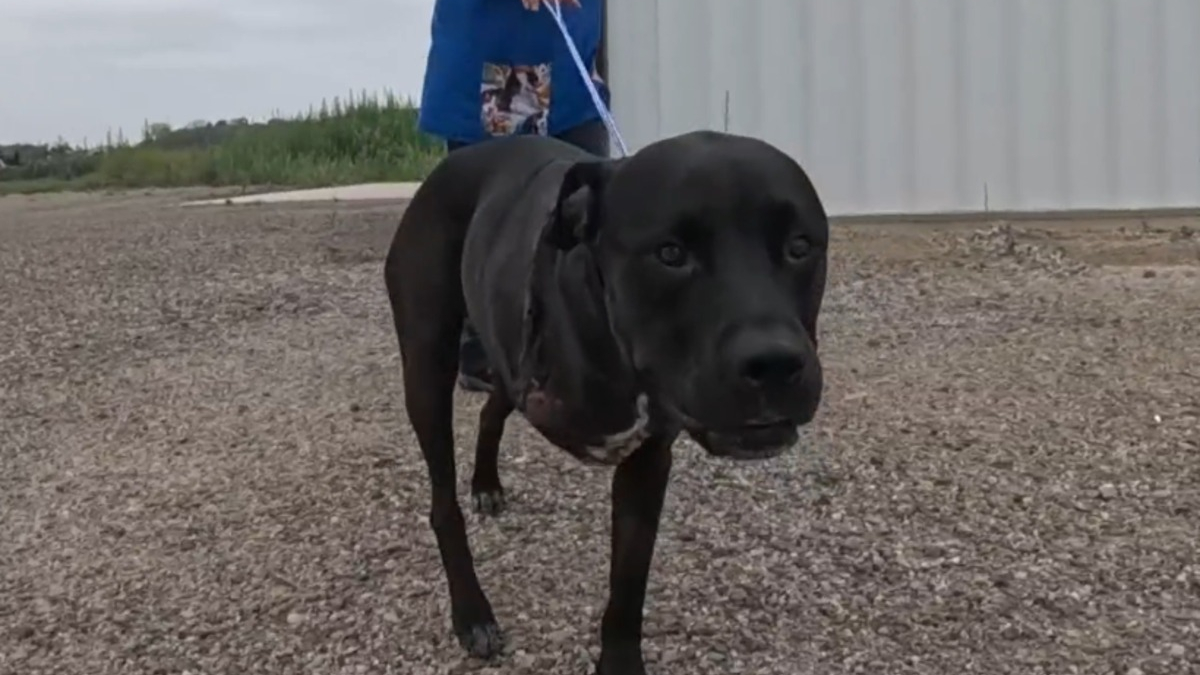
[522,388,650,466]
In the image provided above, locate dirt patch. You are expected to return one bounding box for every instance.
[950,221,1091,276]
[2,194,1198,675]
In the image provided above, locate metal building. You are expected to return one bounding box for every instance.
[604,0,1200,217]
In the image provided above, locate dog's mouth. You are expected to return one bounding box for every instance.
[656,396,805,461]
[686,418,800,461]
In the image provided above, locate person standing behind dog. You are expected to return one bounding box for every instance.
[418,0,612,393]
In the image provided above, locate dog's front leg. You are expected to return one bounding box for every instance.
[596,435,673,675]
[399,333,504,659]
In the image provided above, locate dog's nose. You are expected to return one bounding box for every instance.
[735,341,806,389]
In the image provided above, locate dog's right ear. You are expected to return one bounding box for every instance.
[543,159,618,250]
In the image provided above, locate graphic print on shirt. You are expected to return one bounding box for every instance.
[481,63,551,137]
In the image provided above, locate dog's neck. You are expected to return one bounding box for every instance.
[519,242,641,431]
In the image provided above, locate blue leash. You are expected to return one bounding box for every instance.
[543,0,630,157]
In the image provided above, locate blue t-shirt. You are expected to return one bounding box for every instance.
[418,0,608,144]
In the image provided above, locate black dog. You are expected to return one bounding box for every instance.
[383,130,829,674]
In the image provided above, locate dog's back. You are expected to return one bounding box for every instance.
[383,135,599,359]
[394,135,595,240]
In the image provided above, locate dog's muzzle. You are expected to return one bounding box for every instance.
[686,418,801,461]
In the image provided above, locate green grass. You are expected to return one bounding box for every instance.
[0,177,96,196]
[0,90,446,195]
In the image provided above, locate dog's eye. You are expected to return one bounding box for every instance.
[655,243,687,268]
[784,236,812,261]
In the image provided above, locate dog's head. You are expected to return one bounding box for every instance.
[544,131,829,460]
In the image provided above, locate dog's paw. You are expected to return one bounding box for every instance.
[452,597,504,659]
[455,620,505,659]
[471,489,506,517]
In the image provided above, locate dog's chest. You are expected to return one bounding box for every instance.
[520,387,651,466]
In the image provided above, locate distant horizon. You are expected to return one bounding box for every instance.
[1,86,427,148]
[1,89,425,149]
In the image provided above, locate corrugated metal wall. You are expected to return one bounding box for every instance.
[606,0,1200,216]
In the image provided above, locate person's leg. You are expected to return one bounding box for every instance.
[446,139,495,393]
[554,118,611,158]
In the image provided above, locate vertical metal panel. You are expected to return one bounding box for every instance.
[1062,0,1113,209]
[1164,0,1200,206]
[607,0,1200,215]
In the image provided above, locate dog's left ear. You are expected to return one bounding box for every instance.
[544,159,619,250]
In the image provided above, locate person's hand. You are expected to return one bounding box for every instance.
[522,0,580,10]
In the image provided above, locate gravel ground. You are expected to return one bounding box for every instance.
[2,190,1199,675]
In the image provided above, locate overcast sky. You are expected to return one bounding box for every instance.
[0,0,434,145]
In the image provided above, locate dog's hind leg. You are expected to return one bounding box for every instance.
[471,388,514,517]
[384,195,504,660]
